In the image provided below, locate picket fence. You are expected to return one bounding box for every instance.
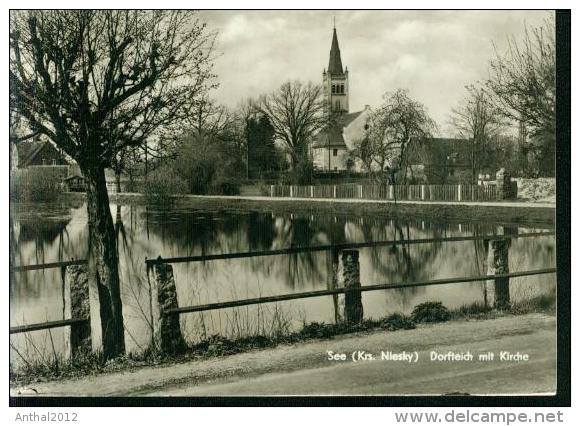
[270,183,498,202]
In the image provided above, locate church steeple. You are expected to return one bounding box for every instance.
[327,27,344,75]
[323,24,349,113]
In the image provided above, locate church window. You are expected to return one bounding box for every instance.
[331,85,336,94]
[333,149,338,157]
[340,84,344,93]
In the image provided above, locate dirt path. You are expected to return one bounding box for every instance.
[11,313,556,397]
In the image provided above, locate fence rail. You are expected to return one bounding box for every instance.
[10,228,555,358]
[165,268,557,316]
[271,183,504,202]
[9,318,89,335]
[11,259,87,273]
[145,231,554,265]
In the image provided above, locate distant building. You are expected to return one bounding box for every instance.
[63,175,87,192]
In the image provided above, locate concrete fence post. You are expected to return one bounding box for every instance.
[333,185,337,198]
[150,259,186,354]
[310,185,314,198]
[495,168,516,200]
[457,184,462,201]
[83,258,108,355]
[270,185,274,197]
[342,250,363,323]
[328,249,343,323]
[486,239,511,310]
[63,264,92,360]
[290,186,294,198]
[359,185,363,199]
[389,185,394,200]
[421,185,426,200]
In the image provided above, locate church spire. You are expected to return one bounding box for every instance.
[327,27,343,75]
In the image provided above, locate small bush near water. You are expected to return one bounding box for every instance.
[411,301,450,323]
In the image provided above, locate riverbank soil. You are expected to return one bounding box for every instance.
[11,313,555,396]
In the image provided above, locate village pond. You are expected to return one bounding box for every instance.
[10,201,556,364]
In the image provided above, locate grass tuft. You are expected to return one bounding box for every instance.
[380,313,416,331]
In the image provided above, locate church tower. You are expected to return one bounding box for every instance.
[322,26,349,114]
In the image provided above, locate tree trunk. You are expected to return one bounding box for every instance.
[115,169,121,193]
[84,165,125,359]
[472,139,476,184]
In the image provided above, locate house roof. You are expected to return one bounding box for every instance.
[327,28,344,75]
[311,110,365,149]
[16,141,46,167]
[15,140,70,167]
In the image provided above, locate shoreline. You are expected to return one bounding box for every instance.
[60,192,556,227]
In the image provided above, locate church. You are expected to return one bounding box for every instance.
[311,26,370,172]
[310,27,474,182]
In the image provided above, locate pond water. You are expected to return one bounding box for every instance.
[9,201,556,364]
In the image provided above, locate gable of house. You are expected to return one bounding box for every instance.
[16,140,69,168]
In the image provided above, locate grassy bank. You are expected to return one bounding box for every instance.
[10,292,556,387]
[61,191,555,228]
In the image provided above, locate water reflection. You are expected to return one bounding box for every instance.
[10,202,556,363]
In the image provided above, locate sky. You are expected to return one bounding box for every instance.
[198,10,553,136]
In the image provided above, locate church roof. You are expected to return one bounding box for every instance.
[327,28,344,75]
[311,110,365,148]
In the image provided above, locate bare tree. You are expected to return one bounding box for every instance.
[352,89,435,184]
[450,86,504,183]
[10,10,216,358]
[259,81,326,168]
[185,95,234,140]
[486,18,555,175]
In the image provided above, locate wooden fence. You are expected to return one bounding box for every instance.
[270,183,500,202]
[11,230,551,358]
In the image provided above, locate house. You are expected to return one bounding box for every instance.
[13,139,69,169]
